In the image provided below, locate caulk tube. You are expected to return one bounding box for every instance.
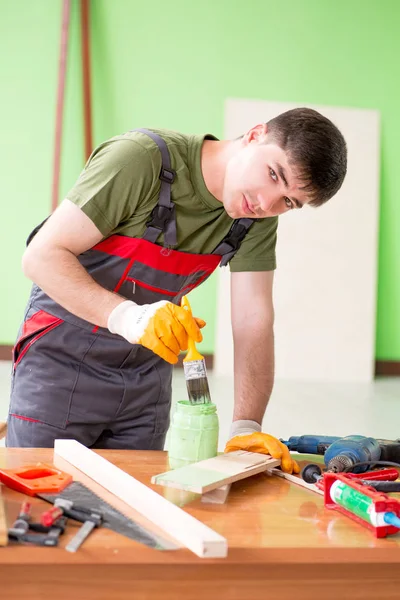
[330,480,387,527]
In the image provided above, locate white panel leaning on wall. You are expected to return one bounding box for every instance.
[215,98,380,383]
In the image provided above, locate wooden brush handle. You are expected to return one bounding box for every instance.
[185,336,204,362]
[181,296,204,362]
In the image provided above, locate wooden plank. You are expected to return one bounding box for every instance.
[151,450,280,494]
[54,440,227,559]
[201,463,323,504]
[53,453,179,550]
[268,468,323,495]
[201,483,231,504]
[201,459,322,504]
[0,485,8,546]
[201,464,322,505]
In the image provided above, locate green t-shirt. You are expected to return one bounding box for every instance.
[66,129,278,272]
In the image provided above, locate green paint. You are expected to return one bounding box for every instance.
[155,466,224,491]
[2,0,400,360]
[167,401,219,470]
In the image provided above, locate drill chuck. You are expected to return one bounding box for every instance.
[327,455,354,473]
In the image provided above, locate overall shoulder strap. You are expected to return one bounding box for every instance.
[26,217,49,246]
[212,218,256,266]
[27,130,178,248]
[134,128,177,247]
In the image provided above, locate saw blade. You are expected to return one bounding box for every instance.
[38,481,176,550]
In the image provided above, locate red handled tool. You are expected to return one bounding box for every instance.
[302,463,399,491]
[8,501,67,547]
[41,505,65,527]
[40,497,103,552]
[346,468,399,482]
[318,468,399,490]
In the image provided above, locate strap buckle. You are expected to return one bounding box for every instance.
[223,222,248,252]
[159,167,176,184]
[146,204,174,231]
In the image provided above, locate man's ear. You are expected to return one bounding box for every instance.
[243,123,268,145]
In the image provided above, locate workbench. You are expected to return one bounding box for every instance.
[1,448,400,600]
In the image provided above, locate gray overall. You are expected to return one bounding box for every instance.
[7,130,255,449]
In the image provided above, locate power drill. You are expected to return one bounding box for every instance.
[282,434,400,474]
[324,436,380,473]
[282,435,340,455]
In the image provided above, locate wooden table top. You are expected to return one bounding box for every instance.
[1,448,400,600]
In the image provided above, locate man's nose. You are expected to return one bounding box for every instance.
[257,192,276,213]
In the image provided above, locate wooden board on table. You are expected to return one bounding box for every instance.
[54,440,227,559]
[0,485,7,546]
[201,462,323,504]
[151,450,280,494]
[201,483,232,504]
[268,468,324,495]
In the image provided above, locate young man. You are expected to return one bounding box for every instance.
[7,108,347,473]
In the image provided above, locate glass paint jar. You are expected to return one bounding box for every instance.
[167,400,219,469]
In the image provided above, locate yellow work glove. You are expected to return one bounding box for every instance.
[107,299,205,364]
[225,420,300,474]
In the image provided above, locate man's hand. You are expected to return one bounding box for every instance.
[108,299,206,364]
[225,420,300,474]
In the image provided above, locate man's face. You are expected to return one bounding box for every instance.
[222,124,310,219]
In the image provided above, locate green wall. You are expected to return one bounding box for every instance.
[1,0,399,359]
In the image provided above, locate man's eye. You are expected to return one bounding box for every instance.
[284,197,293,209]
[269,168,278,181]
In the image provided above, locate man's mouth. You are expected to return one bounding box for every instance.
[242,195,256,215]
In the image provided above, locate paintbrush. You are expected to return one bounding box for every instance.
[181,295,212,405]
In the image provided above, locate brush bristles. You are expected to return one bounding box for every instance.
[186,377,212,405]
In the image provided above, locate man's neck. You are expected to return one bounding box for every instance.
[200,138,238,202]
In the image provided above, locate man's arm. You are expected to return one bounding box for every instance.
[22,199,202,363]
[22,199,124,327]
[226,270,299,474]
[230,270,275,425]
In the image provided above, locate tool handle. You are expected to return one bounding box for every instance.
[185,336,204,362]
[181,295,204,362]
[66,520,96,553]
[18,502,32,521]
[282,435,340,453]
[347,468,399,482]
[41,506,64,527]
[362,481,400,492]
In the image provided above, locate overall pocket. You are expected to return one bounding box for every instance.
[10,316,97,429]
[119,260,212,304]
[13,310,63,369]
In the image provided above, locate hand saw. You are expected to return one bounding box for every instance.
[38,481,176,550]
[0,463,176,550]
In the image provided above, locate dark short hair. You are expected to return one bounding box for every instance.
[266,107,347,206]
